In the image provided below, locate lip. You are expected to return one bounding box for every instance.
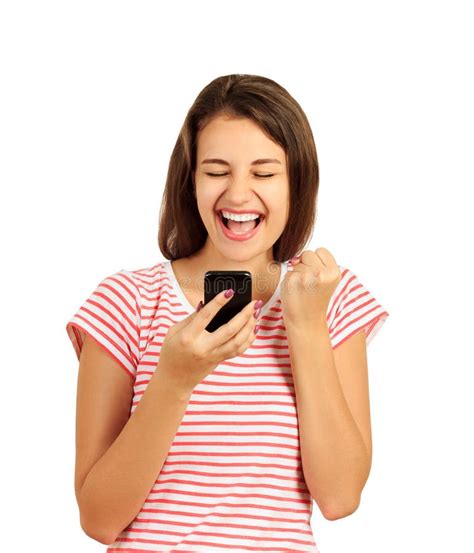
[216,211,264,242]
[217,207,265,216]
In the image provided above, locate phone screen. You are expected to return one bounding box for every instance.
[204,270,252,332]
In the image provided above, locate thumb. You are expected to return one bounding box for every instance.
[290,255,301,266]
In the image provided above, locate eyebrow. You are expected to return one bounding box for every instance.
[201,158,282,166]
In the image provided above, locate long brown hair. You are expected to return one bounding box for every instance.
[158,74,319,262]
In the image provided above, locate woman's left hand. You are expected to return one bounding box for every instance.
[281,247,341,327]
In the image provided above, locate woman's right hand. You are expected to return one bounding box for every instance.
[157,289,262,394]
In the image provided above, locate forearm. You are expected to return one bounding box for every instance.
[286,320,370,518]
[78,366,192,544]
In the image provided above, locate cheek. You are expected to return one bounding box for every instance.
[265,206,288,234]
[195,189,215,211]
[266,191,289,218]
[197,187,221,212]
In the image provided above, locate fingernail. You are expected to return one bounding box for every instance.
[254,299,264,309]
[254,325,259,334]
[253,308,261,319]
[224,288,235,298]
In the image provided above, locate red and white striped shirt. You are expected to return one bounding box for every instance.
[66,259,389,552]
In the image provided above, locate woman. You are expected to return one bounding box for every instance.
[66,73,389,552]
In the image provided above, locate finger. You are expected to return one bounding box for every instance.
[206,296,260,348]
[291,251,318,274]
[214,302,259,359]
[290,255,302,266]
[314,247,337,268]
[301,250,322,268]
[189,287,237,333]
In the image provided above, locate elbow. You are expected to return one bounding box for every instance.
[80,513,117,546]
[319,495,361,521]
[77,487,120,545]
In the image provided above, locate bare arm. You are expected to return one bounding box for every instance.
[285,319,371,520]
[75,335,192,545]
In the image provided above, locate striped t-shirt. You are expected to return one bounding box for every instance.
[66,259,389,553]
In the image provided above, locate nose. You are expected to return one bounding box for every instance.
[223,174,256,204]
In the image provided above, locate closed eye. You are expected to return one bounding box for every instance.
[206,173,275,178]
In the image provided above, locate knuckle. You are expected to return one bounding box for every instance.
[199,309,211,322]
[193,345,206,360]
[227,334,238,349]
[230,336,243,353]
[242,335,253,352]
[179,332,191,347]
[226,320,240,336]
[238,335,247,349]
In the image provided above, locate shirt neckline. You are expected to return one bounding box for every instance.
[163,259,289,317]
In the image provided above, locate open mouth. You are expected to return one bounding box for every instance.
[217,210,264,230]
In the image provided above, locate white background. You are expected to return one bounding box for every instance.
[1,1,472,551]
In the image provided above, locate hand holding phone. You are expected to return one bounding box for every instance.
[157,287,261,393]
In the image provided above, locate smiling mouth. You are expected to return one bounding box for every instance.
[217,210,264,229]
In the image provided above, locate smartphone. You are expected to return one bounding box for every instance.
[204,270,252,332]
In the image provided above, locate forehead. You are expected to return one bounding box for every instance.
[196,115,286,163]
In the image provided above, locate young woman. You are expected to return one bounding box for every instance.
[66,74,389,552]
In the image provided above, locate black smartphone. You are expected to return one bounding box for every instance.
[204,270,252,332]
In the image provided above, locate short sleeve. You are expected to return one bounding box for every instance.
[65,270,141,381]
[327,266,390,349]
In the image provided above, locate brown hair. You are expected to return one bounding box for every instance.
[158,73,319,262]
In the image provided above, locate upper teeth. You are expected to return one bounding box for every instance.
[221,211,260,222]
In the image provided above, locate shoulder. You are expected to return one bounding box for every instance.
[328,264,370,316]
[328,263,390,348]
[121,261,175,318]
[124,260,168,296]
